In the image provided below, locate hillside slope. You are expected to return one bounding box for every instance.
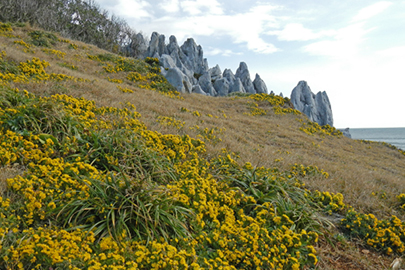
[1,23,405,269]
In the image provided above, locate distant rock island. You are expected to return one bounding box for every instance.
[141,32,334,127]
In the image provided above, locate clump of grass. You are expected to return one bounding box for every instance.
[56,172,193,243]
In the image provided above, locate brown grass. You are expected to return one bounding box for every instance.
[1,24,404,269]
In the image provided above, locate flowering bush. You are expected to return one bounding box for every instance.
[157,116,185,130]
[299,120,343,137]
[234,93,301,116]
[341,209,405,255]
[0,88,327,269]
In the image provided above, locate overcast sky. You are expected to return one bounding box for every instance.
[96,0,405,128]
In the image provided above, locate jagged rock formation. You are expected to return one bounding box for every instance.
[253,74,268,94]
[131,33,335,128]
[290,81,334,126]
[143,32,268,96]
[130,33,336,129]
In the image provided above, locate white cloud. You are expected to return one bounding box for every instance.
[142,3,281,54]
[376,46,405,58]
[304,23,374,59]
[267,23,335,41]
[180,0,224,15]
[352,1,393,22]
[106,0,152,19]
[205,47,243,57]
[160,0,180,13]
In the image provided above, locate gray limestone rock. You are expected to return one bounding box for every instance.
[209,65,222,82]
[164,67,192,94]
[235,62,255,94]
[223,69,236,85]
[213,78,230,96]
[167,35,180,55]
[143,33,272,98]
[192,85,206,95]
[180,38,207,75]
[159,54,176,69]
[160,66,167,77]
[290,81,334,126]
[198,72,217,96]
[146,33,168,57]
[146,32,159,58]
[203,58,209,73]
[315,91,333,126]
[158,34,168,56]
[253,73,268,94]
[230,78,245,93]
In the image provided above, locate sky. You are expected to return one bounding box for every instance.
[96,0,405,128]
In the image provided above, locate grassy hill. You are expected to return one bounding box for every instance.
[1,22,405,269]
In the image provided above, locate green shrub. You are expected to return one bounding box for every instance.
[29,30,58,47]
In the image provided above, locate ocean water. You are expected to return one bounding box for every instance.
[349,128,405,150]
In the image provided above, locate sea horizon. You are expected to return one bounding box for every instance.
[348,127,405,150]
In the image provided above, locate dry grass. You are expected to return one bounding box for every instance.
[2,24,405,269]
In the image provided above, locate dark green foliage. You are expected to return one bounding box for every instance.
[193,73,202,80]
[0,0,147,57]
[29,30,58,47]
[145,57,160,67]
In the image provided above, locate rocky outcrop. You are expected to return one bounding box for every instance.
[136,33,336,129]
[253,74,268,94]
[192,85,206,95]
[198,72,217,96]
[142,32,268,97]
[209,65,222,82]
[213,78,230,96]
[235,62,255,94]
[290,81,334,126]
[164,67,192,94]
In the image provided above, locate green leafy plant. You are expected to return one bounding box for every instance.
[55,172,193,243]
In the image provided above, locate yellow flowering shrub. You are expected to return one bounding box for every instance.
[41,48,66,59]
[299,120,343,137]
[14,40,34,53]
[189,125,225,145]
[243,101,267,116]
[157,116,185,129]
[341,209,405,255]
[0,88,324,269]
[0,22,13,36]
[117,85,134,93]
[235,93,300,116]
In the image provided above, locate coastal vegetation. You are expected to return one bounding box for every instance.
[1,22,405,270]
